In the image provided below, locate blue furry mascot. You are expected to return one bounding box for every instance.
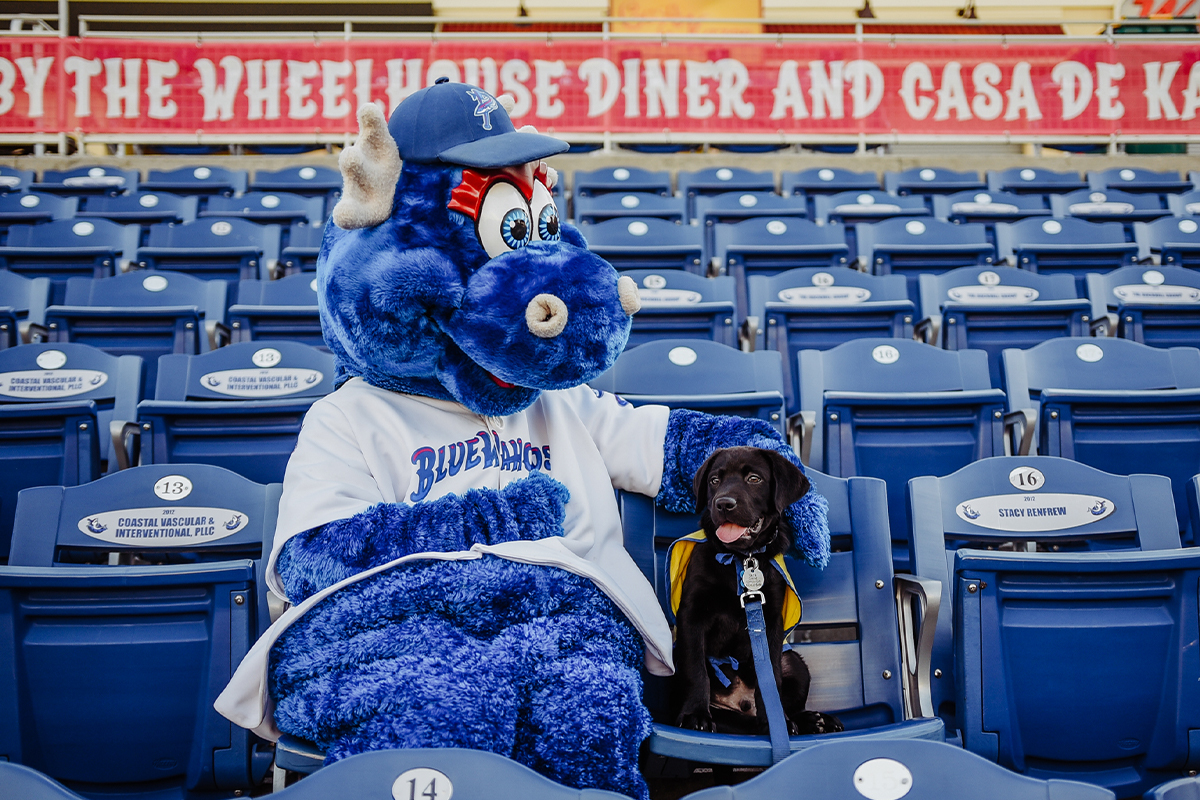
[216,80,829,800]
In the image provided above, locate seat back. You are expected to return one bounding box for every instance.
[74,192,199,243]
[1146,776,1200,800]
[884,167,985,198]
[250,166,341,217]
[908,457,1182,747]
[137,217,280,281]
[683,739,1115,800]
[1168,190,1200,217]
[1136,216,1200,268]
[589,339,785,429]
[229,273,322,346]
[781,167,880,210]
[280,221,326,274]
[0,219,138,292]
[800,338,1005,568]
[0,167,34,194]
[0,464,278,796]
[140,165,248,197]
[919,266,1089,388]
[997,218,1137,293]
[32,166,139,196]
[572,166,671,198]
[624,468,925,764]
[714,217,851,318]
[202,192,325,226]
[986,167,1087,195]
[938,190,1051,240]
[0,193,77,236]
[573,192,686,225]
[1086,264,1200,347]
[812,191,929,265]
[581,218,704,273]
[696,191,807,260]
[677,167,774,218]
[751,267,914,414]
[1002,337,1200,540]
[619,269,737,348]
[0,342,142,555]
[1088,167,1189,196]
[858,218,995,303]
[0,269,51,346]
[1052,189,1170,236]
[138,341,335,484]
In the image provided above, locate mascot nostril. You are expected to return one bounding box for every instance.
[618,275,642,316]
[526,293,568,338]
[216,79,830,800]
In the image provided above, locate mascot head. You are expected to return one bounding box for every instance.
[317,79,640,417]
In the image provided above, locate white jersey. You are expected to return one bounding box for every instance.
[215,378,674,740]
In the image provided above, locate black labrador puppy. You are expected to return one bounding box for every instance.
[672,446,843,736]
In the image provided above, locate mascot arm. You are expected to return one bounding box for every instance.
[275,471,569,603]
[655,408,830,568]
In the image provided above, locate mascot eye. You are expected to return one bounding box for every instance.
[476,181,533,259]
[537,204,561,242]
[501,208,532,249]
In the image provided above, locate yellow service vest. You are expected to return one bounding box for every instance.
[666,530,802,635]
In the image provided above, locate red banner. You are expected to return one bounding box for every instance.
[2,37,1199,138]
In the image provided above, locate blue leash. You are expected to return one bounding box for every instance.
[727,555,791,764]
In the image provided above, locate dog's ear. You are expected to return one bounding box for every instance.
[693,451,722,513]
[763,450,810,513]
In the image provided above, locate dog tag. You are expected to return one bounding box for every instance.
[742,560,765,593]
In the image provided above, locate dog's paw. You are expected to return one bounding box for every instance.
[677,711,715,732]
[788,711,843,735]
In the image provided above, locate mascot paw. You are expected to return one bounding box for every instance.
[493,471,570,541]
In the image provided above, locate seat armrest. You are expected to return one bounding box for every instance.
[708,256,723,277]
[109,419,142,470]
[894,573,942,720]
[268,589,289,623]
[787,410,816,465]
[739,315,759,352]
[1003,408,1037,456]
[24,321,47,343]
[206,319,231,350]
[914,315,940,345]
[1091,312,1117,337]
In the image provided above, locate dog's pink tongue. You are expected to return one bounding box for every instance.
[716,523,748,543]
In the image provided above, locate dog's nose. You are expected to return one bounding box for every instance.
[715,497,737,512]
[526,293,568,338]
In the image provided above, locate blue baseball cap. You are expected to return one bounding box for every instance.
[388,78,568,168]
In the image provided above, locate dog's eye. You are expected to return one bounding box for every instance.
[746,474,762,484]
[710,476,720,486]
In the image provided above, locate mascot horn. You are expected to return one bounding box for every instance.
[216,78,829,800]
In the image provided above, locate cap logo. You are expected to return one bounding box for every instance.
[466,88,499,131]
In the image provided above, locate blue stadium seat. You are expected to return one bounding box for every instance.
[812,191,929,266]
[229,273,322,346]
[695,191,807,261]
[714,217,851,318]
[74,192,199,243]
[0,270,50,348]
[1169,190,1200,217]
[31,166,139,196]
[1051,189,1171,232]
[581,218,704,273]
[997,218,1137,293]
[0,342,141,555]
[1136,216,1200,268]
[677,168,775,219]
[907,456,1190,797]
[0,463,277,797]
[750,267,914,414]
[0,193,77,238]
[618,269,737,349]
[936,190,1051,241]
[857,218,995,304]
[917,266,1090,388]
[43,271,228,387]
[201,192,325,226]
[625,468,944,768]
[573,192,686,225]
[274,747,633,800]
[1147,776,1200,800]
[136,218,280,281]
[986,167,1087,195]
[781,167,880,217]
[1088,167,1190,199]
[1086,265,1200,347]
[1003,337,1200,542]
[0,763,88,799]
[128,341,335,483]
[683,739,1114,800]
[572,166,671,198]
[589,339,786,429]
[250,165,342,217]
[0,166,34,194]
[140,165,248,197]
[0,219,139,299]
[796,338,1008,569]
[884,167,985,205]
[280,221,325,275]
